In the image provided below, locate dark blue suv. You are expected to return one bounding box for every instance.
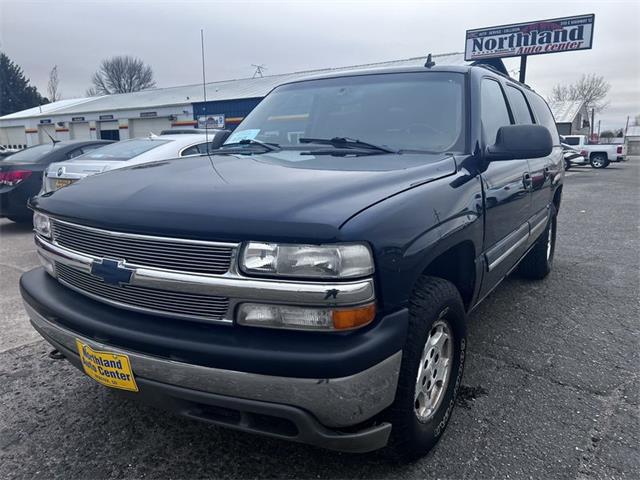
[21,62,563,460]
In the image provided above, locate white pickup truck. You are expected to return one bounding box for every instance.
[562,135,626,169]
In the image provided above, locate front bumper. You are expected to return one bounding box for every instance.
[26,301,398,452]
[21,267,408,451]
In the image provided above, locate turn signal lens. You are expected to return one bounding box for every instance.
[237,302,376,331]
[332,303,377,330]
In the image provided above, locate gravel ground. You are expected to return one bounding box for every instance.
[0,161,638,479]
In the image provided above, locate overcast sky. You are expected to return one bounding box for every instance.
[1,0,638,130]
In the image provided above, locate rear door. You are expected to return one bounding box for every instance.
[479,78,532,297]
[525,92,563,239]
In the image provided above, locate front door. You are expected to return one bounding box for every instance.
[478,78,532,298]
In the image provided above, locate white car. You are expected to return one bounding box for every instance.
[43,131,228,192]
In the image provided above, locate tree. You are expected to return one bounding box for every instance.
[549,73,611,113]
[47,65,61,102]
[0,52,49,116]
[87,55,155,95]
[600,130,615,141]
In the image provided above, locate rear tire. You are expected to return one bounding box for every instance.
[590,154,609,169]
[517,204,557,280]
[384,276,467,462]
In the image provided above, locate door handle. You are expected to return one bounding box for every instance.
[523,172,532,189]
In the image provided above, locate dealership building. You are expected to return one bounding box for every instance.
[0,52,507,149]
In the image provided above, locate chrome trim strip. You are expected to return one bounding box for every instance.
[36,236,375,312]
[26,302,401,428]
[486,222,530,272]
[51,217,238,248]
[529,207,550,239]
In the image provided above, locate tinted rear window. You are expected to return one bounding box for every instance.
[527,93,560,143]
[564,137,580,146]
[74,138,169,161]
[4,144,58,163]
[506,86,534,124]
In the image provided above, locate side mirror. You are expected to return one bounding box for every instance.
[211,129,232,149]
[486,124,553,161]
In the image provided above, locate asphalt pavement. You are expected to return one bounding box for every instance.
[1,161,638,479]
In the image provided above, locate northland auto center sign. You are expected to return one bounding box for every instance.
[465,14,594,60]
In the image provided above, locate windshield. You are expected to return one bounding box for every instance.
[224,72,466,153]
[73,138,169,161]
[4,144,58,163]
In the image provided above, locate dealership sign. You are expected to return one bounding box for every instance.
[465,14,594,60]
[198,114,225,129]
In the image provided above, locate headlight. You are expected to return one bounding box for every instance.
[237,302,376,331]
[33,212,51,238]
[240,242,374,279]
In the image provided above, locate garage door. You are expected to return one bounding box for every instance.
[129,117,171,138]
[69,122,90,140]
[0,126,27,148]
[98,121,120,141]
[627,140,640,156]
[38,124,57,144]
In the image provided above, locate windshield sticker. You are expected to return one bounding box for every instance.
[226,129,260,144]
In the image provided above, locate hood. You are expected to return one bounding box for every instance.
[32,152,456,242]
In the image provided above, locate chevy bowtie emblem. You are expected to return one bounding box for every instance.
[90,259,134,286]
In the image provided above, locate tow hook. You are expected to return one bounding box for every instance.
[48,349,65,360]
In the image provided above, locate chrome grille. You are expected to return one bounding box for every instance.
[55,262,229,321]
[51,219,233,275]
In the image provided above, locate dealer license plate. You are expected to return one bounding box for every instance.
[76,340,138,392]
[55,178,75,189]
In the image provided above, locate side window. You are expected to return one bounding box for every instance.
[81,144,105,153]
[196,143,215,154]
[481,79,512,144]
[527,93,560,144]
[67,148,84,159]
[180,145,200,156]
[505,86,534,124]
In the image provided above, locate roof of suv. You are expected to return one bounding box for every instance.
[278,63,529,91]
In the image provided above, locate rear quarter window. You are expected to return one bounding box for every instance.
[527,93,560,144]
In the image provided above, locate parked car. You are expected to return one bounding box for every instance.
[22,63,563,460]
[563,134,626,168]
[0,140,113,222]
[561,142,588,170]
[0,145,23,159]
[42,131,229,193]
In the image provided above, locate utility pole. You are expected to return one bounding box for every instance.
[624,115,630,136]
[590,108,595,142]
[518,56,528,83]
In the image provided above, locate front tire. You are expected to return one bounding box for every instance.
[517,204,557,280]
[590,154,609,169]
[385,276,467,461]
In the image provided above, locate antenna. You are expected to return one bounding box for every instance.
[251,64,267,78]
[424,54,436,68]
[201,29,210,154]
[44,130,59,145]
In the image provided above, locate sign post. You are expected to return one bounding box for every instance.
[465,14,595,83]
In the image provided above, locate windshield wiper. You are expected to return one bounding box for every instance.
[299,137,398,154]
[218,139,280,152]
